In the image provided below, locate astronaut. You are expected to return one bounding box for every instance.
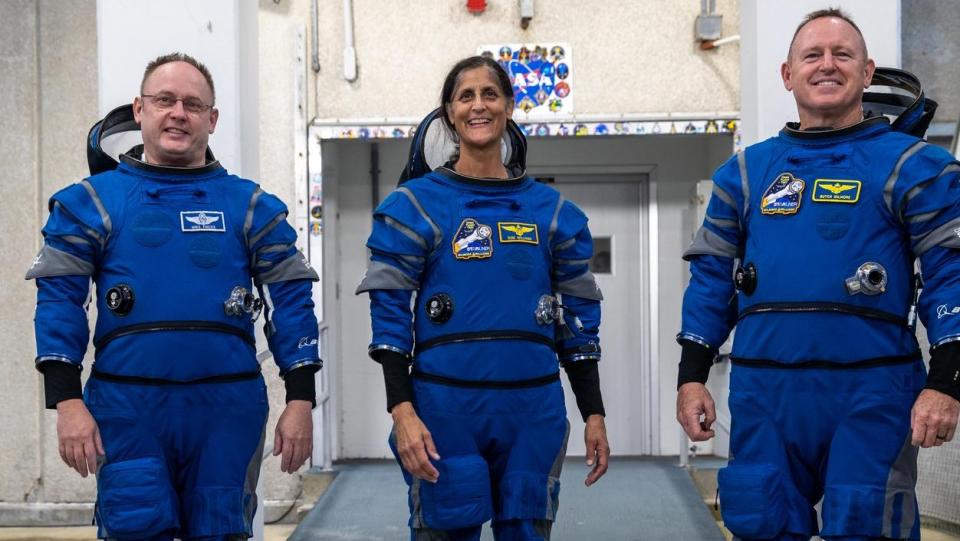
[357,56,609,541]
[27,53,320,540]
[676,10,960,541]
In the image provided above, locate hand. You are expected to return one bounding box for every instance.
[677,382,717,442]
[391,402,440,482]
[911,389,960,448]
[274,400,313,473]
[56,399,104,478]
[584,414,609,487]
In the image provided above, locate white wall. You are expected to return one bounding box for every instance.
[740,0,901,146]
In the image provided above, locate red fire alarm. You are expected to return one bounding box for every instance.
[467,0,486,14]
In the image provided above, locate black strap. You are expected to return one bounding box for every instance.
[412,369,559,389]
[95,321,256,350]
[731,352,920,370]
[738,302,908,327]
[414,330,554,355]
[91,367,262,385]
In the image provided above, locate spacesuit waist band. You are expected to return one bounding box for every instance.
[730,352,920,370]
[738,302,907,326]
[90,366,262,385]
[94,321,256,350]
[412,369,559,389]
[414,331,555,355]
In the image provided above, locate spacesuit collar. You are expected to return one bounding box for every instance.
[780,115,889,142]
[435,162,528,188]
[119,145,224,176]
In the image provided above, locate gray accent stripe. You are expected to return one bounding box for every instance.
[255,251,319,285]
[257,243,295,254]
[682,226,738,260]
[737,151,749,219]
[903,178,936,209]
[243,188,263,237]
[907,209,940,225]
[555,271,604,300]
[25,245,95,279]
[555,258,591,266]
[884,141,927,218]
[248,213,287,248]
[911,216,960,256]
[62,235,92,246]
[553,236,577,252]
[80,180,112,235]
[705,215,739,230]
[711,184,737,211]
[52,202,104,245]
[881,434,918,537]
[547,194,566,245]
[384,216,428,250]
[355,260,420,293]
[243,413,267,533]
[545,420,571,521]
[397,187,442,251]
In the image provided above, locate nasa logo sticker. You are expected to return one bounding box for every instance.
[452,218,493,260]
[761,173,805,215]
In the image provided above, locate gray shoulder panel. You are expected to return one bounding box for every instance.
[396,187,442,251]
[254,251,319,285]
[547,194,566,245]
[25,245,95,279]
[883,141,927,218]
[80,180,112,235]
[737,151,750,219]
[913,216,960,256]
[355,260,420,294]
[243,188,264,237]
[682,226,738,261]
[555,271,604,300]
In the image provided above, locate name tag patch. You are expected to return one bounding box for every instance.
[452,218,493,260]
[812,179,861,203]
[180,211,225,232]
[498,222,539,244]
[761,173,805,215]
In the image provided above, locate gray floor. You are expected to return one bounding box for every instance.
[291,457,725,541]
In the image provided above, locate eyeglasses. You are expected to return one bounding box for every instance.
[141,94,213,114]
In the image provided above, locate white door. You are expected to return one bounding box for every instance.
[552,179,649,456]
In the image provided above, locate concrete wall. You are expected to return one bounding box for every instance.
[312,0,741,119]
[902,0,960,125]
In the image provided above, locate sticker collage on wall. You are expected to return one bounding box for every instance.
[477,42,573,118]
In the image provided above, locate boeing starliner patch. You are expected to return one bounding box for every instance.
[761,173,805,215]
[498,222,539,244]
[181,210,225,232]
[812,179,861,203]
[452,218,493,260]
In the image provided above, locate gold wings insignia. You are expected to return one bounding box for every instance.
[821,183,856,195]
[503,224,535,236]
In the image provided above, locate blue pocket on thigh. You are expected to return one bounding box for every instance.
[718,463,787,539]
[418,454,493,530]
[96,456,179,539]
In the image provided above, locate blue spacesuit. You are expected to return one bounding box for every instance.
[680,112,960,540]
[27,107,320,540]
[357,113,602,540]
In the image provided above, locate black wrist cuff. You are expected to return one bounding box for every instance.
[928,342,960,401]
[41,362,83,410]
[678,340,715,389]
[563,360,605,421]
[377,350,414,413]
[284,364,319,407]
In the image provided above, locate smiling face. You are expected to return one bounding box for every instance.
[445,66,514,154]
[133,61,218,167]
[781,16,875,128]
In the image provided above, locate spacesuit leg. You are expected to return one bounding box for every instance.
[819,361,925,541]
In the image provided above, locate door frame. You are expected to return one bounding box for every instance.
[527,164,659,455]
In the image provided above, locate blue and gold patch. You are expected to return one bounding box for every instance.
[452,218,493,260]
[498,222,539,244]
[812,179,861,204]
[761,173,805,215]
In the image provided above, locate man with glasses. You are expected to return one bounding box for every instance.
[27,53,321,540]
[677,9,960,541]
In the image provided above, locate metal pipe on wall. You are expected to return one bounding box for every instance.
[311,0,320,73]
[342,0,357,82]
